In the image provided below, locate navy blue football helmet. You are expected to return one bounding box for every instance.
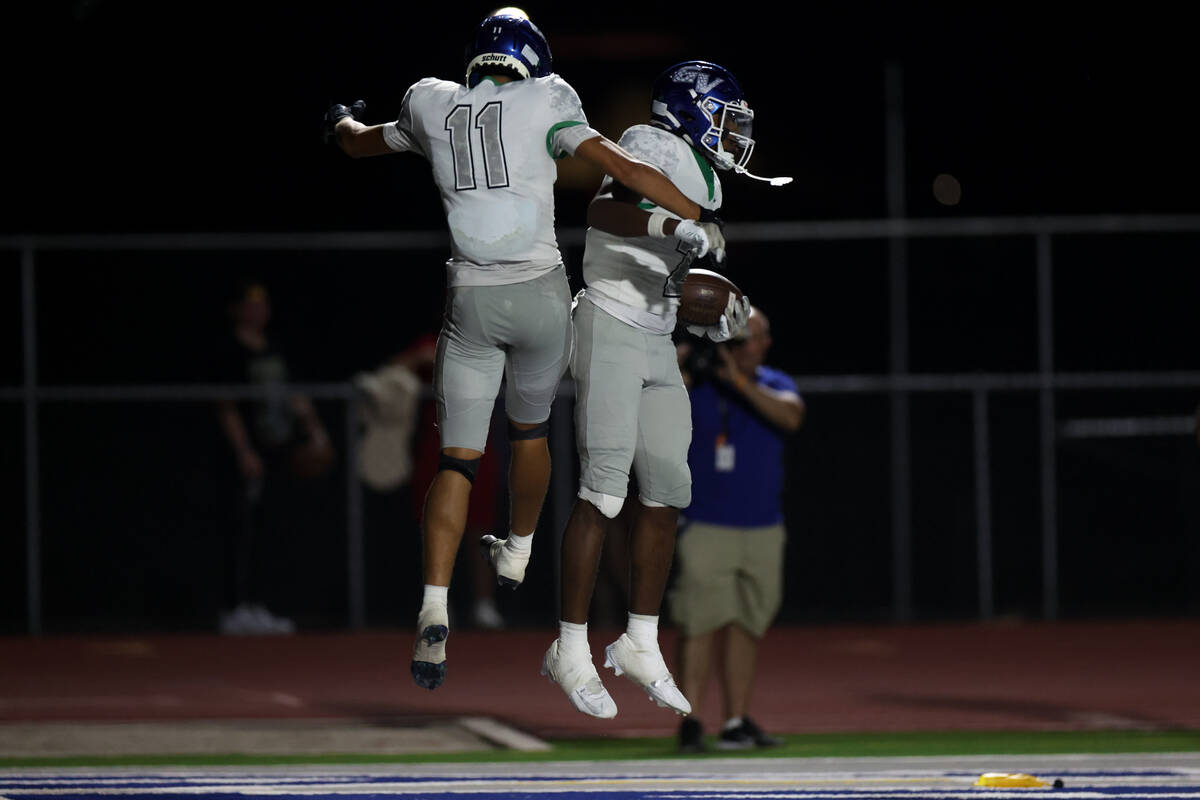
[465,8,553,88]
[650,61,755,173]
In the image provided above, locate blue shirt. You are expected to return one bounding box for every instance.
[685,365,797,527]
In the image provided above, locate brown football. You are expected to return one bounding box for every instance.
[678,268,742,326]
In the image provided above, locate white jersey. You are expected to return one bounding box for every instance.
[382,75,600,288]
[580,124,723,334]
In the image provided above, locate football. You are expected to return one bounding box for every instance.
[678,268,742,326]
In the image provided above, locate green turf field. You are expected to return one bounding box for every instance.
[3,729,1198,768]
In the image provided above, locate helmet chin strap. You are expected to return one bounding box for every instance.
[733,165,793,186]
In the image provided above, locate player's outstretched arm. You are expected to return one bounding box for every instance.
[335,120,393,158]
[574,136,706,222]
[324,101,393,158]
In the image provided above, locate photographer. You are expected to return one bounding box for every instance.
[670,306,804,751]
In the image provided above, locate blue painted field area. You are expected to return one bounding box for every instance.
[3,756,1200,800]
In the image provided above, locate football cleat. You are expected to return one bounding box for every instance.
[541,639,618,719]
[480,534,528,589]
[410,607,449,690]
[604,633,692,715]
[464,9,553,88]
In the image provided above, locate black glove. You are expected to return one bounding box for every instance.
[323,100,366,143]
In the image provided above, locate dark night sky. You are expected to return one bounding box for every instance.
[3,2,1198,401]
[8,2,1200,234]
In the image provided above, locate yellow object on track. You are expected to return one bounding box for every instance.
[974,772,1050,788]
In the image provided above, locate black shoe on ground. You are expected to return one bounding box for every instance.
[716,715,783,750]
[678,717,705,753]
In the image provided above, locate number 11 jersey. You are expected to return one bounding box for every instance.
[383,75,599,288]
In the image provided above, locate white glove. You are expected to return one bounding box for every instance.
[686,293,750,343]
[687,315,731,342]
[698,222,725,262]
[672,219,711,259]
[726,293,751,338]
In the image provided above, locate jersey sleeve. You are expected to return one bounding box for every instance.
[616,126,682,180]
[544,75,599,159]
[381,83,425,155]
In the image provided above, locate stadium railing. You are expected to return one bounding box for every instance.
[4,215,1200,634]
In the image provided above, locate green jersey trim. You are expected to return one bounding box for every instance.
[690,146,716,202]
[546,120,587,159]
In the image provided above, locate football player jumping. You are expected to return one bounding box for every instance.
[324,10,720,692]
[538,60,789,719]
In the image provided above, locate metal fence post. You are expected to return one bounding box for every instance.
[345,394,365,629]
[885,61,912,622]
[22,241,41,636]
[973,388,994,620]
[1037,233,1059,620]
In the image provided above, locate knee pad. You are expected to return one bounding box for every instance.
[508,419,550,441]
[638,495,669,509]
[438,453,481,484]
[579,487,625,519]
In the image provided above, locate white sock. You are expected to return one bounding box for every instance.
[559,620,589,655]
[723,716,744,731]
[504,530,533,555]
[627,612,658,645]
[420,584,449,616]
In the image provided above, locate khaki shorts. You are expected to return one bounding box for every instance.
[669,521,786,638]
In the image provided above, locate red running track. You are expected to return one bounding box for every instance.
[2,620,1198,739]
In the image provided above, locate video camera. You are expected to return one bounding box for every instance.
[680,333,720,386]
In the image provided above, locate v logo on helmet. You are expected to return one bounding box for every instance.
[671,65,725,95]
